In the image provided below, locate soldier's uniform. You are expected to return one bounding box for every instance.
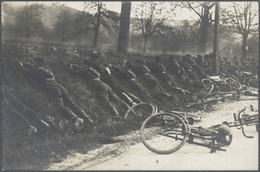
[83,55,137,106]
[147,57,183,94]
[165,55,194,88]
[21,58,93,125]
[74,66,130,119]
[180,56,202,87]
[191,55,206,80]
[232,57,241,66]
[111,64,153,103]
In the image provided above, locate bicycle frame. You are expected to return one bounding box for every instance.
[159,126,226,152]
[141,112,231,154]
[202,74,241,99]
[211,107,259,138]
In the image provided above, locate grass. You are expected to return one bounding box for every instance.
[2,37,210,169]
[2,41,156,170]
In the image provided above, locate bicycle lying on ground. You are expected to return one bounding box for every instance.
[124,102,158,122]
[210,107,258,138]
[124,102,202,125]
[124,82,216,121]
[202,74,241,100]
[140,107,258,154]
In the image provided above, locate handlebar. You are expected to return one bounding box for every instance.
[237,107,254,138]
[237,107,246,116]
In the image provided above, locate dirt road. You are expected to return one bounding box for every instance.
[47,96,258,170]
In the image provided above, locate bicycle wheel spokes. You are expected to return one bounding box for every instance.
[228,79,240,99]
[199,83,214,98]
[124,102,157,121]
[141,112,188,154]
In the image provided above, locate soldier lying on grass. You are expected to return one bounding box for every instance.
[19,57,94,131]
[2,81,49,136]
[70,63,130,122]
[82,54,140,107]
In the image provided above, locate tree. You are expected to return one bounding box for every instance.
[53,4,73,42]
[73,11,93,44]
[156,24,175,54]
[247,30,259,59]
[181,2,215,54]
[175,20,196,55]
[150,34,161,54]
[132,2,174,52]
[222,2,258,59]
[117,1,131,54]
[83,1,120,48]
[9,2,45,39]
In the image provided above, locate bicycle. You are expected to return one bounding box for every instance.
[211,107,258,138]
[124,102,158,122]
[182,83,215,110]
[124,101,203,126]
[140,111,233,154]
[202,74,241,100]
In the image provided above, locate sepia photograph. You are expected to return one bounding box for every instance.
[1,1,259,170]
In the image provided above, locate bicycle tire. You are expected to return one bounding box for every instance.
[171,111,202,123]
[227,78,240,100]
[170,111,192,131]
[124,102,158,121]
[198,83,214,99]
[140,112,189,154]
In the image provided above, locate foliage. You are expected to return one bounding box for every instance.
[53,4,73,42]
[79,1,120,48]
[221,2,259,58]
[174,20,198,55]
[132,2,177,52]
[180,2,215,54]
[2,2,259,56]
[8,2,45,39]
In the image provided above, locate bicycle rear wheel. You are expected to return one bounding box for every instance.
[198,83,214,99]
[124,102,158,121]
[140,112,189,154]
[227,79,240,100]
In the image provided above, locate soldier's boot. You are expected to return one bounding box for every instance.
[80,110,94,125]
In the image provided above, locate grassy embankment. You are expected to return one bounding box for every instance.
[2,41,149,170]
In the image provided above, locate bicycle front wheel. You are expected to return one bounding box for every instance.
[124,102,158,121]
[198,83,214,99]
[140,112,189,154]
[227,79,240,100]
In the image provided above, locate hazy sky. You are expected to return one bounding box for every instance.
[49,1,259,22]
[64,1,198,20]
[3,1,258,22]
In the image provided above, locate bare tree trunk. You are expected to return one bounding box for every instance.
[164,46,167,54]
[163,41,167,54]
[26,28,30,39]
[227,47,231,58]
[25,2,30,39]
[62,22,65,42]
[198,17,209,55]
[182,50,185,56]
[213,2,219,74]
[143,37,148,52]
[93,3,101,48]
[117,1,131,54]
[242,33,248,59]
